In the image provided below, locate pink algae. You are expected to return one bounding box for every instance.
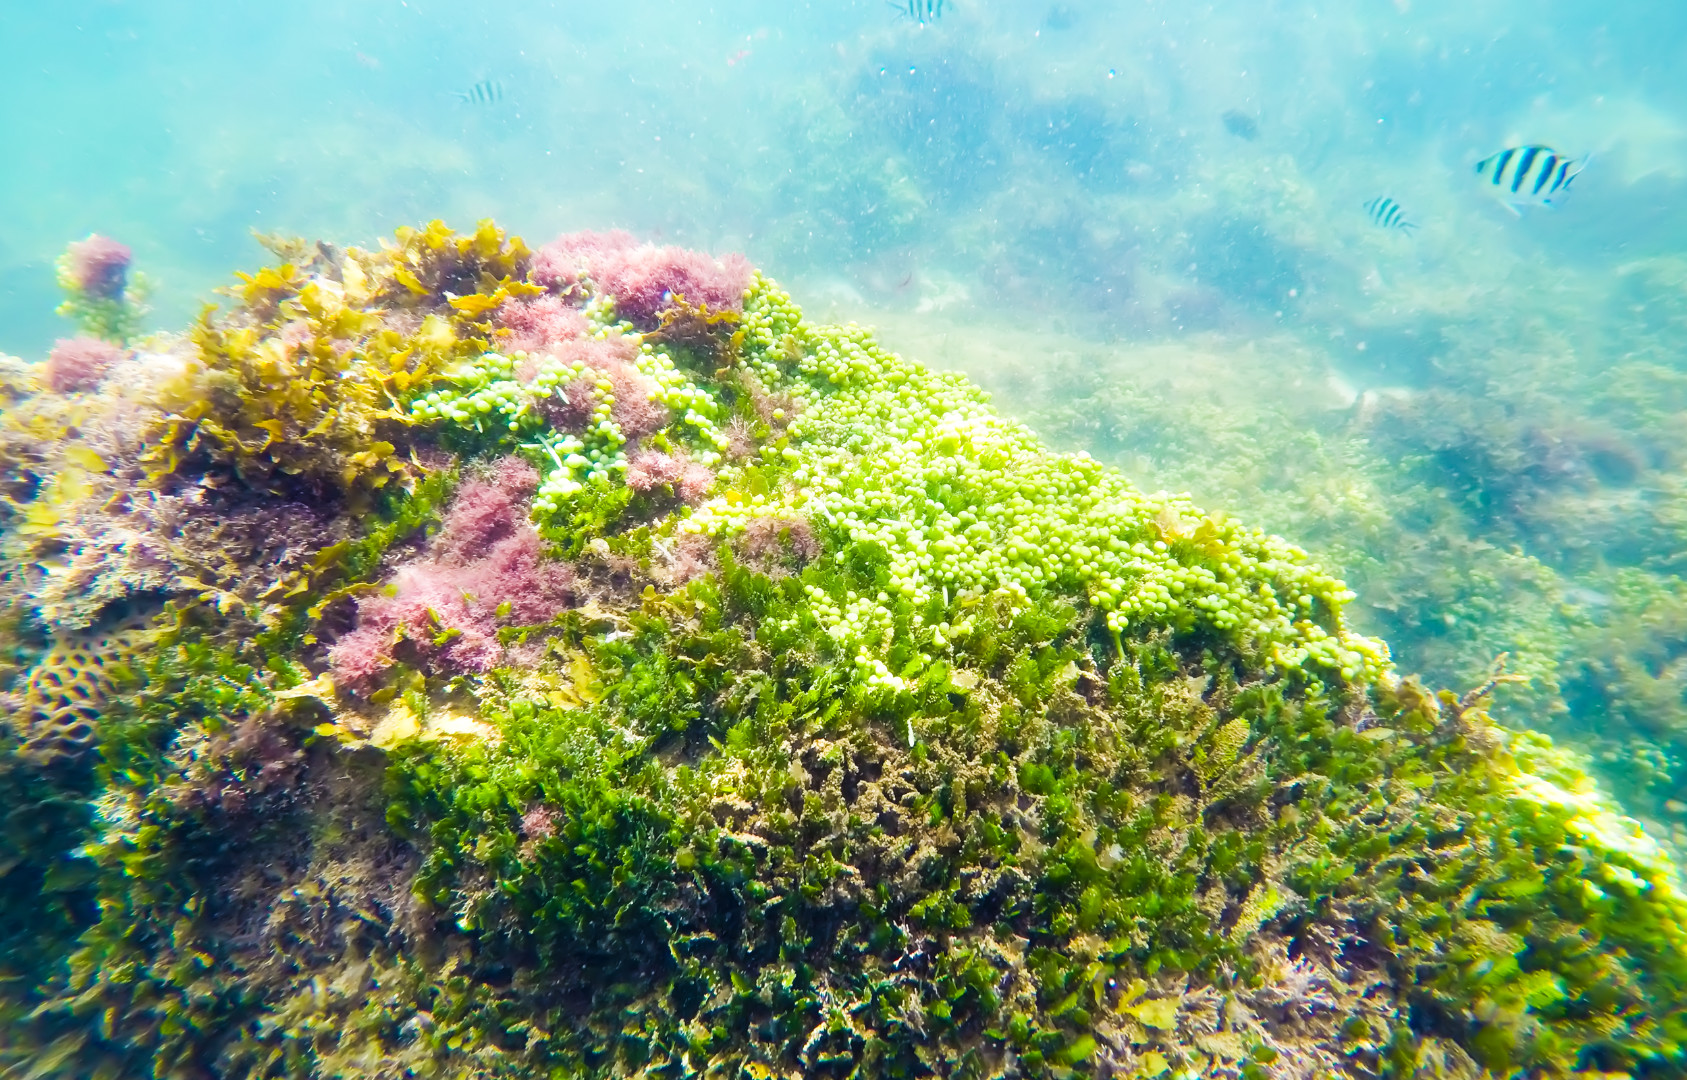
[531,334,669,440]
[531,230,753,328]
[605,363,667,439]
[497,294,588,354]
[625,448,714,504]
[43,336,125,393]
[328,458,576,685]
[429,458,538,563]
[64,234,132,300]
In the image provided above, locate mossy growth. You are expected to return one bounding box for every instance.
[1,221,1684,1080]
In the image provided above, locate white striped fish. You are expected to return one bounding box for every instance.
[1474,145,1584,211]
[456,79,505,106]
[1363,197,1417,233]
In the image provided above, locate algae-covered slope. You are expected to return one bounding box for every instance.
[1,223,1684,1079]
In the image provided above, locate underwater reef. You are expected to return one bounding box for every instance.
[1009,250,1687,863]
[1,222,1685,1080]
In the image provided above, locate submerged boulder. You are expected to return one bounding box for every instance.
[1,222,1684,1079]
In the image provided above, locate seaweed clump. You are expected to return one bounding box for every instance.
[55,234,148,344]
[0,222,1683,1080]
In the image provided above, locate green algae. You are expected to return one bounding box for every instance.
[1,222,1684,1079]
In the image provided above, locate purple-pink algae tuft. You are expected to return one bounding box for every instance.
[64,235,133,301]
[43,336,125,393]
[429,458,539,563]
[605,363,667,439]
[531,231,753,329]
[498,294,588,354]
[530,334,669,439]
[328,458,575,686]
[626,448,715,504]
[520,804,559,841]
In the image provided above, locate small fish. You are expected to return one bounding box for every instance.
[1474,145,1585,213]
[1362,197,1417,232]
[456,79,505,106]
[1221,109,1259,141]
[892,0,944,24]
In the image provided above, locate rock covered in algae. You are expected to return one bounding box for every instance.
[0,221,1684,1079]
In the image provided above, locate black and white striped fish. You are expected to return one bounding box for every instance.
[456,79,505,106]
[1474,145,1585,211]
[892,0,944,23]
[1363,197,1417,233]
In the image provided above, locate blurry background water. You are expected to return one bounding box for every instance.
[5,0,1687,837]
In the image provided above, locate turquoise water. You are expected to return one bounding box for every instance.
[7,2,1685,344]
[7,3,1687,822]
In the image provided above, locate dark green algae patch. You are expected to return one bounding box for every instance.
[1,224,1685,1079]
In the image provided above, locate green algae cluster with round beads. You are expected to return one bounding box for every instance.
[1,221,1684,1080]
[693,277,1388,688]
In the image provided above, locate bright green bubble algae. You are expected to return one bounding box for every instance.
[1,221,1685,1079]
